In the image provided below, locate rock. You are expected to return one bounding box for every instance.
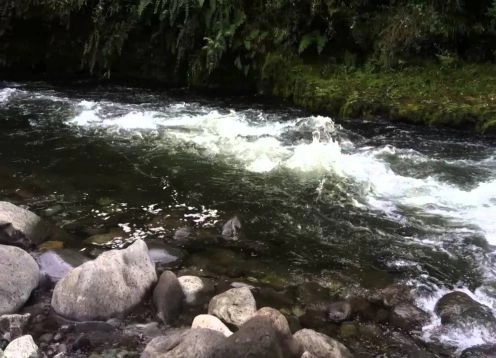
[390,303,429,330]
[37,333,53,343]
[434,291,496,326]
[147,241,184,266]
[0,245,40,315]
[212,316,301,358]
[208,287,257,327]
[375,284,413,307]
[0,314,30,340]
[293,329,353,358]
[178,276,213,305]
[3,335,39,358]
[37,249,89,283]
[39,241,64,251]
[0,202,52,247]
[254,307,292,338]
[153,271,184,324]
[460,344,496,358]
[221,216,241,239]
[192,314,233,337]
[141,328,224,358]
[51,239,157,321]
[327,302,352,323]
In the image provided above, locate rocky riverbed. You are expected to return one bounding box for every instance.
[1,201,496,357]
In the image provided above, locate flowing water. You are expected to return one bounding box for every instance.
[1,82,496,354]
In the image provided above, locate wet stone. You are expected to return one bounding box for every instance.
[37,249,89,283]
[460,344,496,358]
[435,291,496,326]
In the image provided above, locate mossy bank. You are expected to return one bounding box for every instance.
[261,54,496,134]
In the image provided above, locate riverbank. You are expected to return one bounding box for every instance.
[260,54,496,134]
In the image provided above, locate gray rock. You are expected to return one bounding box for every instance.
[221,216,241,239]
[3,335,39,358]
[51,239,157,321]
[208,287,257,327]
[212,316,301,358]
[37,249,89,283]
[192,314,232,337]
[147,241,184,266]
[141,328,224,358]
[153,271,184,324]
[178,276,212,305]
[0,202,51,247]
[375,284,413,307]
[0,245,40,315]
[435,291,496,326]
[293,329,353,358]
[460,344,496,358]
[254,307,291,338]
[0,314,30,340]
[327,301,352,323]
[390,303,429,330]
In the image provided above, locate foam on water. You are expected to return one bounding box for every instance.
[0,88,16,103]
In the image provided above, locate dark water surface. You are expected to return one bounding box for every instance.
[1,82,496,354]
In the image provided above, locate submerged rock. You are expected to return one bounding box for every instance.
[293,329,353,358]
[3,335,39,358]
[434,291,496,326]
[0,201,52,248]
[37,249,89,283]
[0,314,30,341]
[141,328,224,358]
[153,271,184,324]
[51,239,157,321]
[191,314,233,337]
[327,301,352,323]
[460,344,496,358]
[147,241,184,267]
[208,287,257,327]
[221,216,241,239]
[0,245,40,315]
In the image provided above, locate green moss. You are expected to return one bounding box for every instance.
[259,56,496,133]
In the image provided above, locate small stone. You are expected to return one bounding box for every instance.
[53,333,64,342]
[38,333,53,343]
[153,271,184,324]
[0,314,31,340]
[192,315,233,337]
[390,303,429,330]
[327,302,352,323]
[3,335,39,358]
[208,287,257,327]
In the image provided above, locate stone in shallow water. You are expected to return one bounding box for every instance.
[37,249,89,283]
[460,344,496,358]
[0,245,40,315]
[0,201,52,248]
[3,335,39,358]
[390,303,429,330]
[147,241,184,266]
[208,287,257,327]
[435,291,496,326]
[51,239,157,321]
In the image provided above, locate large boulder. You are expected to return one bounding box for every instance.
[3,335,39,358]
[51,239,157,321]
[192,314,233,337]
[0,202,51,247]
[434,291,496,326]
[208,287,257,327]
[254,307,292,338]
[293,329,353,358]
[37,249,89,283]
[153,271,184,324]
[0,245,40,315]
[212,316,301,358]
[141,328,224,358]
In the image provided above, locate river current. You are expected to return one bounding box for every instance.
[1,82,496,354]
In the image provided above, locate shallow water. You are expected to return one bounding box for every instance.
[1,82,496,353]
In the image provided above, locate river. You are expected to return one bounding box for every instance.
[1,82,496,355]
